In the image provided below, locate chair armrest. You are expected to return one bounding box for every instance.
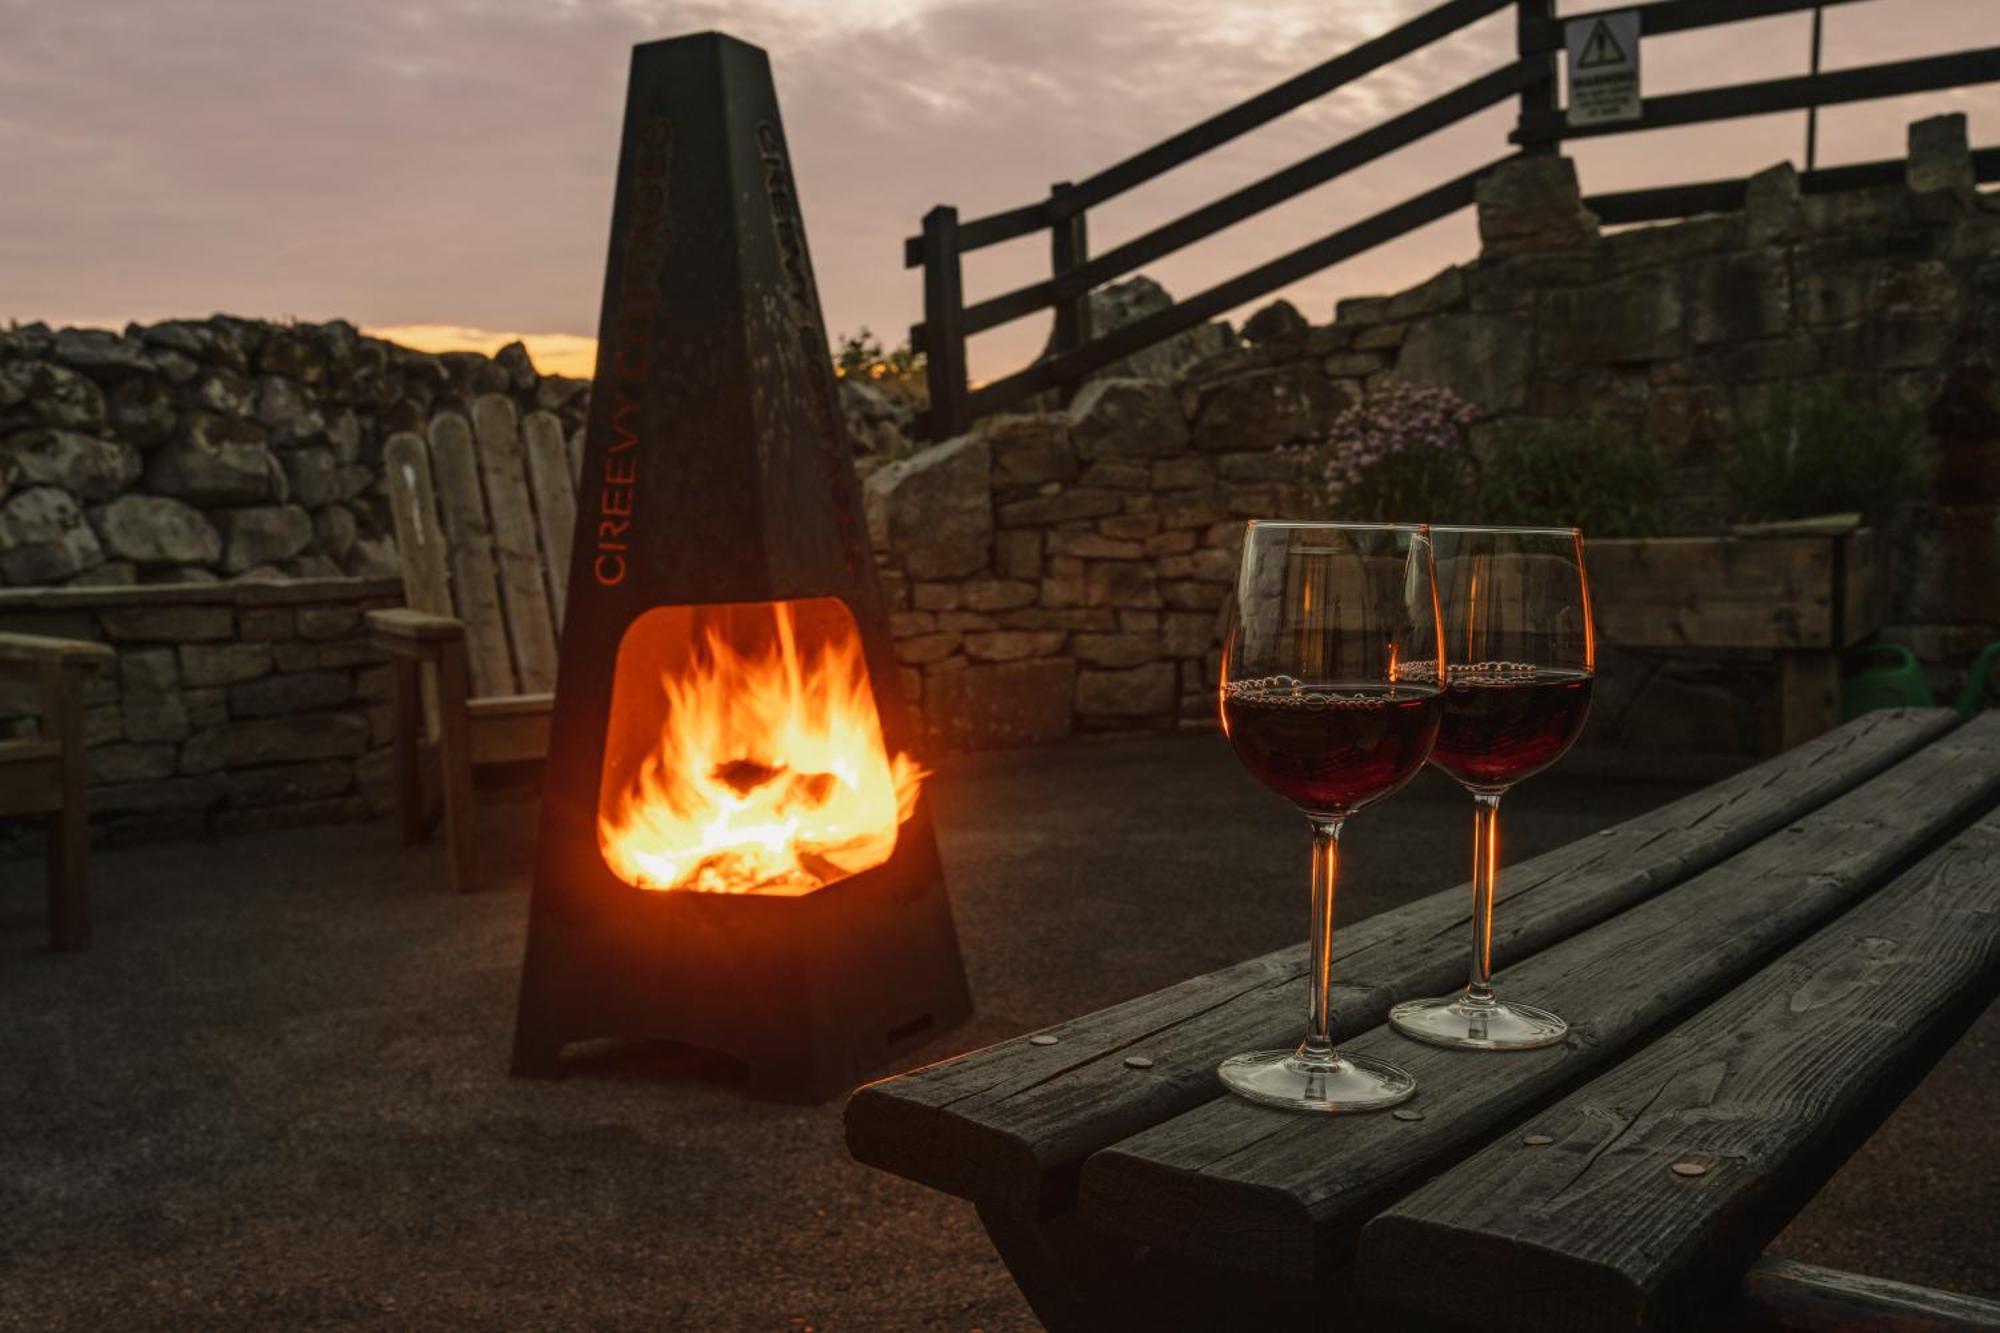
[0,632,115,669]
[366,608,468,658]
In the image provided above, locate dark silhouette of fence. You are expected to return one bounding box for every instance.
[906,0,2000,439]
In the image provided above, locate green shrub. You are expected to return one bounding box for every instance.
[1723,381,1929,524]
[834,327,928,408]
[1472,417,1671,537]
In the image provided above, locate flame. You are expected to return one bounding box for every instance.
[598,602,925,895]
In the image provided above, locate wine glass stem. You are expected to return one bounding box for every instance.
[1302,815,1346,1067]
[1466,791,1503,1007]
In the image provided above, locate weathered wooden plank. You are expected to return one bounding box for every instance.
[1844,526,1884,648]
[1076,712,2000,1284]
[469,707,552,766]
[521,409,578,631]
[0,747,60,814]
[1589,534,1839,650]
[426,411,515,697]
[1720,1257,2000,1332]
[1359,808,2000,1333]
[42,655,91,950]
[380,432,451,618]
[845,709,1955,1219]
[471,394,560,694]
[1780,650,1843,749]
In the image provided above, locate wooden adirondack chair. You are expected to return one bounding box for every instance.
[366,394,583,892]
[0,631,114,949]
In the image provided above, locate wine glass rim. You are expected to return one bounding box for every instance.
[1430,523,1582,537]
[1244,520,1428,532]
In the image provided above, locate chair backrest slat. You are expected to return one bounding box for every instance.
[427,411,517,697]
[471,395,560,694]
[382,432,452,619]
[522,409,580,634]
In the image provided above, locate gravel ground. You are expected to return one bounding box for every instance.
[0,731,1992,1330]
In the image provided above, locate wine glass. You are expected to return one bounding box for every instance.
[1388,525,1594,1051]
[1217,522,1445,1113]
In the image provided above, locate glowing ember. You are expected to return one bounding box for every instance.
[598,602,924,895]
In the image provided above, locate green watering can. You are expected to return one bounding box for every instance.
[1842,641,2000,721]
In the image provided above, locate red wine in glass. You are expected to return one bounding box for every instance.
[1216,521,1444,1114]
[1389,526,1595,1054]
[1224,680,1441,814]
[1429,666,1593,790]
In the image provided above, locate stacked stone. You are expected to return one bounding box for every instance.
[862,112,1995,753]
[0,318,590,587]
[0,579,402,845]
[865,371,1325,752]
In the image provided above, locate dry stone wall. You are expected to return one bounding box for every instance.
[868,113,2000,754]
[863,375,1319,752]
[0,319,590,587]
[0,578,402,847]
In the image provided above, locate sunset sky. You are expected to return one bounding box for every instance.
[3,0,1993,382]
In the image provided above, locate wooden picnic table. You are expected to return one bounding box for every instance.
[846,708,2000,1331]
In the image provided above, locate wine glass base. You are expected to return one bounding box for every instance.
[1217,1047,1416,1113]
[1389,994,1568,1051]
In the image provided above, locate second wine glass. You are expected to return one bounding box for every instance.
[1388,525,1594,1052]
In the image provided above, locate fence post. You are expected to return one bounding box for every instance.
[920,205,970,440]
[1517,0,1558,154]
[1048,182,1092,406]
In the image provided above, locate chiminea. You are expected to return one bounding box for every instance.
[511,32,972,1102]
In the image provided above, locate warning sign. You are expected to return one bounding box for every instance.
[1565,10,1641,126]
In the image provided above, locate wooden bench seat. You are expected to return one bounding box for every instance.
[845,709,2000,1331]
[1360,805,2000,1330]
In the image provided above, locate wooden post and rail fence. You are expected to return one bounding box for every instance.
[906,0,2000,441]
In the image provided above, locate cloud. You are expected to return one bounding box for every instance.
[2,0,1993,382]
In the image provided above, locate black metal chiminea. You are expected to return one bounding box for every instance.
[511,32,971,1102]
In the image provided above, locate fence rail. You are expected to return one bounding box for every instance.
[907,0,2000,439]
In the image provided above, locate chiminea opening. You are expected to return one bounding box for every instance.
[596,598,923,897]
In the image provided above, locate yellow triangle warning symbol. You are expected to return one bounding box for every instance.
[1578,19,1628,69]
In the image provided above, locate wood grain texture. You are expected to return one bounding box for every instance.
[1077,712,2000,1284]
[469,709,552,766]
[435,632,478,893]
[380,432,451,620]
[845,709,1956,1219]
[470,394,560,694]
[0,746,60,813]
[1721,1257,2000,1332]
[0,632,113,664]
[1780,650,1843,749]
[521,409,578,631]
[426,412,515,697]
[1359,808,2000,1333]
[43,655,91,950]
[1588,534,1842,650]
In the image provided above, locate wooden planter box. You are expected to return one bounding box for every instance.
[1587,517,1882,749]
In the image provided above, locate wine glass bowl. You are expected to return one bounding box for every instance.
[1217,522,1444,1113]
[1389,526,1595,1053]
